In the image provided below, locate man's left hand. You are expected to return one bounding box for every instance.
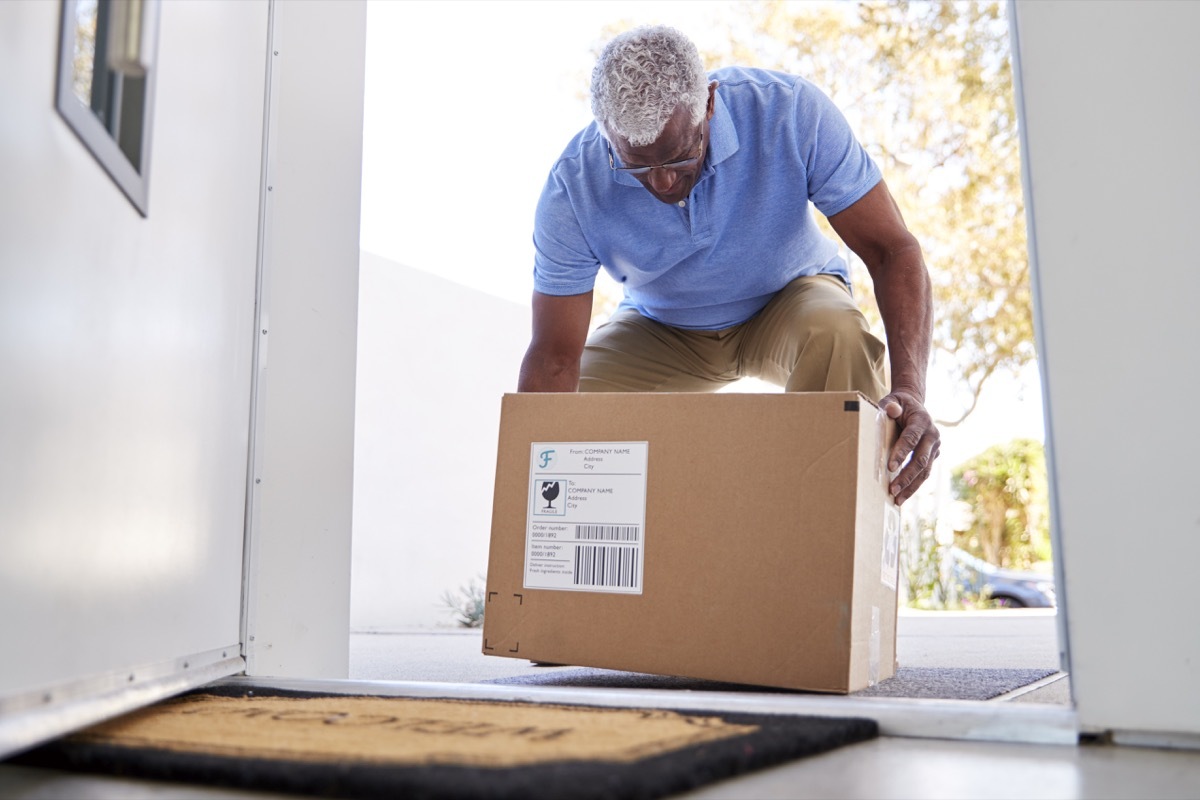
[879,390,940,505]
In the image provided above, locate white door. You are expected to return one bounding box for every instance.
[0,0,270,755]
[0,0,365,756]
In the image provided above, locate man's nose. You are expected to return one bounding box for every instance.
[646,167,676,194]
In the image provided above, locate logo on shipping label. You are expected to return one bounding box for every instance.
[537,449,556,469]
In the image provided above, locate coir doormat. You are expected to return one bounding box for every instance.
[488,666,1059,701]
[12,686,878,800]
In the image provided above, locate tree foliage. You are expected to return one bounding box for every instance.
[440,575,486,628]
[590,1,1034,423]
[902,522,966,610]
[950,437,1050,569]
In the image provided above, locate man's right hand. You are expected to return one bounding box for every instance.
[517,290,594,392]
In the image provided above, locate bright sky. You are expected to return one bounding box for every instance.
[358,0,1045,478]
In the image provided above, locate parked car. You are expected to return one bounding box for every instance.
[947,547,1056,608]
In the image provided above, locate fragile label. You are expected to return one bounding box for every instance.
[525,442,648,594]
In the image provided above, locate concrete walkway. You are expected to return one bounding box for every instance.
[349,607,1069,704]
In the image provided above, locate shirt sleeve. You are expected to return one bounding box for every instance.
[795,79,882,217]
[531,166,602,296]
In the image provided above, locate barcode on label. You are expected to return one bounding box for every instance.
[574,524,640,542]
[573,545,638,588]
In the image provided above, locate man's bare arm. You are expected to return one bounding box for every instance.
[518,290,594,392]
[828,180,941,505]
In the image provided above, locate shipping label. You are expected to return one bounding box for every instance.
[525,442,649,594]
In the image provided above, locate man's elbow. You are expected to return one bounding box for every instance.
[867,235,928,288]
[518,346,582,392]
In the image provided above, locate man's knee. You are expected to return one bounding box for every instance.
[805,303,871,340]
[579,343,640,392]
[784,307,886,396]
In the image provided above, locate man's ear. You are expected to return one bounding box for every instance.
[706,81,719,119]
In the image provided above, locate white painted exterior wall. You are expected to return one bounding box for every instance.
[1012,0,1200,738]
[351,252,529,629]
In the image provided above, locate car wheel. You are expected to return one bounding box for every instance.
[989,595,1026,609]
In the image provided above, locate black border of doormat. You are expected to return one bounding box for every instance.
[10,686,878,800]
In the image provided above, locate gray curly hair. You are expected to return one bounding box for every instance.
[590,26,709,147]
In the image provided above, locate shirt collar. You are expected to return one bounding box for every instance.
[607,90,740,189]
[704,90,739,169]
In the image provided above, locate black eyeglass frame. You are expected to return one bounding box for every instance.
[607,129,705,175]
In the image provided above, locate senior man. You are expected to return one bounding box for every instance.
[519,25,940,504]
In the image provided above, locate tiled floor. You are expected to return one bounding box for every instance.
[7,731,1200,800]
[679,736,1200,799]
[6,610,1200,799]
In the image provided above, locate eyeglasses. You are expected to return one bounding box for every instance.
[608,129,704,175]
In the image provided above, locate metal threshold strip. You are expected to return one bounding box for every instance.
[217,675,1080,746]
[0,648,244,760]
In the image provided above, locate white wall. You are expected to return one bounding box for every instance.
[1012,0,1200,738]
[0,0,265,696]
[351,252,529,629]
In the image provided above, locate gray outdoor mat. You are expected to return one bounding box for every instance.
[485,666,1060,701]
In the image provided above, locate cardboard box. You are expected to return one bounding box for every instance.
[482,391,900,693]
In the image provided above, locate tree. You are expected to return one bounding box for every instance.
[950,437,1050,569]
[901,515,965,610]
[589,1,1035,423]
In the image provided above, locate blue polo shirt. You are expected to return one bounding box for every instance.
[532,66,882,330]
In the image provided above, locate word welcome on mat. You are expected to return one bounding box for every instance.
[13,686,878,799]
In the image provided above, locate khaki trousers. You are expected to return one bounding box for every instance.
[579,274,888,400]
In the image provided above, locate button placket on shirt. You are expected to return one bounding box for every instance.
[684,181,713,244]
